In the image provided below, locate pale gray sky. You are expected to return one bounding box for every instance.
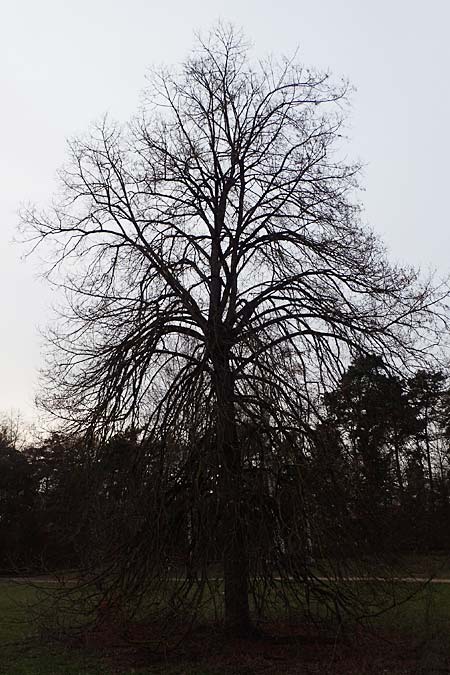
[1,0,449,420]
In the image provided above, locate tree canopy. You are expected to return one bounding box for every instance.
[22,25,450,635]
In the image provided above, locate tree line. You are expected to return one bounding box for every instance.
[2,355,449,574]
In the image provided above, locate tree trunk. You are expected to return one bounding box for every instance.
[393,432,404,494]
[213,346,251,636]
[424,405,434,500]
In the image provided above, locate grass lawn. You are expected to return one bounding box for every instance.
[0,580,221,674]
[0,583,110,675]
[1,575,450,674]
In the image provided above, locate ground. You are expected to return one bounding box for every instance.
[2,559,450,674]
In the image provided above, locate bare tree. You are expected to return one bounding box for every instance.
[23,25,448,635]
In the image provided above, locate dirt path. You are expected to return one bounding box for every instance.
[2,575,450,584]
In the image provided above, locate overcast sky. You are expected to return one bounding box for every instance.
[1,0,449,422]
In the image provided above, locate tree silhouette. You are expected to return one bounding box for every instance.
[324,355,420,500]
[23,25,449,635]
[0,427,37,570]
